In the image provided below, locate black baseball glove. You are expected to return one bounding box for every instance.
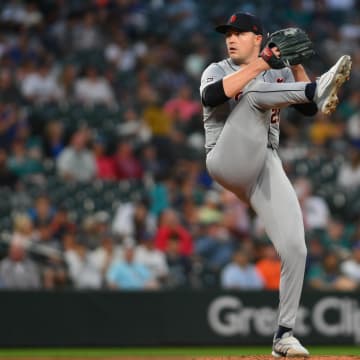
[260,27,315,69]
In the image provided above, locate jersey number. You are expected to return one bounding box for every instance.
[271,108,280,124]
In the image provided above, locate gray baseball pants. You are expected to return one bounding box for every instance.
[206,81,309,329]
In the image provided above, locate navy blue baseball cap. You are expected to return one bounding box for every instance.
[215,12,263,35]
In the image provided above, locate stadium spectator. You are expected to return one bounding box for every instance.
[221,249,263,290]
[148,173,171,216]
[195,220,235,270]
[11,213,36,247]
[344,95,360,148]
[74,66,115,107]
[164,233,192,288]
[320,218,353,259]
[0,102,28,151]
[70,12,103,51]
[21,59,64,104]
[155,208,193,256]
[308,113,340,146]
[140,144,162,179]
[28,194,56,227]
[340,241,360,286]
[197,190,222,225]
[135,232,169,284]
[57,129,96,182]
[339,91,360,121]
[321,29,354,65]
[49,205,76,243]
[220,189,251,238]
[1,1,43,29]
[164,85,201,123]
[92,135,116,180]
[305,235,325,273]
[106,245,158,290]
[105,29,147,72]
[183,199,203,238]
[141,91,172,139]
[170,166,204,210]
[350,222,360,244]
[112,200,156,246]
[42,120,66,159]
[164,0,199,37]
[294,177,330,231]
[337,146,360,189]
[0,148,18,188]
[307,251,357,291]
[0,242,41,289]
[255,243,281,290]
[112,141,143,180]
[64,233,102,289]
[280,0,312,28]
[35,223,67,289]
[116,108,151,144]
[90,232,123,277]
[21,2,43,29]
[1,1,27,26]
[4,32,39,66]
[59,64,77,99]
[79,212,111,251]
[184,42,210,79]
[8,139,43,179]
[0,68,23,103]
[142,89,174,168]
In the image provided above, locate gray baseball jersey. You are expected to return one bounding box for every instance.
[200,58,294,153]
[201,58,310,329]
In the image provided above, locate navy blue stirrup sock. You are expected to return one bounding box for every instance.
[275,326,292,339]
[305,82,316,101]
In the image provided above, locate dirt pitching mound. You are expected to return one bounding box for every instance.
[195,357,360,360]
[195,357,359,360]
[5,356,360,360]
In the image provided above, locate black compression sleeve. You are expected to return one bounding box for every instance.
[202,79,230,107]
[292,102,318,116]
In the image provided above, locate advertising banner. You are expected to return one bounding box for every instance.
[0,291,359,346]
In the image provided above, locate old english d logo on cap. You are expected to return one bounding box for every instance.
[215,12,263,35]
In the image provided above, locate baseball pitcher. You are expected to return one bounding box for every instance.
[200,12,352,357]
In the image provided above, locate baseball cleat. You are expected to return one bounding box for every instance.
[314,55,352,115]
[272,332,309,358]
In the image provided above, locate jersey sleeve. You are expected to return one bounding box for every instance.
[282,67,318,116]
[282,67,295,83]
[199,63,226,96]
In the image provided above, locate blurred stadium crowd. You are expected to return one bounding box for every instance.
[0,0,360,291]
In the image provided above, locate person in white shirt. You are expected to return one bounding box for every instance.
[21,60,63,104]
[90,233,123,277]
[112,200,156,246]
[57,129,96,182]
[63,233,102,289]
[337,146,360,189]
[74,66,115,107]
[294,177,329,231]
[134,233,169,284]
[105,29,147,72]
[341,242,360,284]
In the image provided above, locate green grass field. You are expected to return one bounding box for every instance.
[0,347,359,357]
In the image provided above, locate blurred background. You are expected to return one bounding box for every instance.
[0,0,359,295]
